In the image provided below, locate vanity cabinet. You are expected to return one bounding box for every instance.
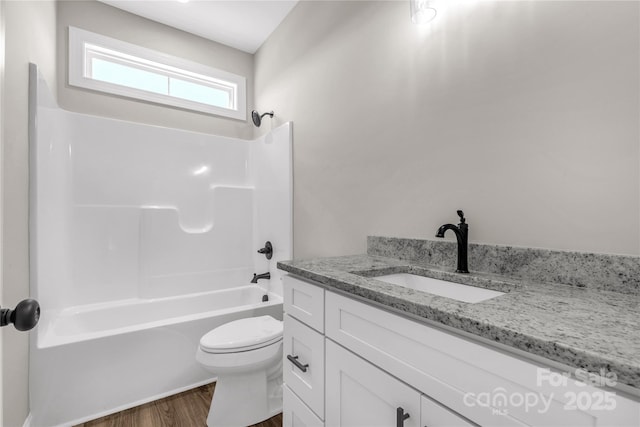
[283,274,640,427]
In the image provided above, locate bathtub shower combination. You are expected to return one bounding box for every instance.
[28,64,292,426]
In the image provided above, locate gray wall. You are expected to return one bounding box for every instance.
[57,0,255,139]
[255,0,640,258]
[3,2,57,425]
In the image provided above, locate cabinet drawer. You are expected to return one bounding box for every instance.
[283,314,325,419]
[284,275,325,332]
[421,394,476,427]
[284,385,324,427]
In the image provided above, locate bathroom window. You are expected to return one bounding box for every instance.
[68,27,246,120]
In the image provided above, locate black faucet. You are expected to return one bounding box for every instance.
[435,210,469,274]
[251,272,271,283]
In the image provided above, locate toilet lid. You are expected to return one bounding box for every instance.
[200,315,283,353]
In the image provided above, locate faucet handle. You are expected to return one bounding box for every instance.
[257,241,273,260]
[457,210,465,223]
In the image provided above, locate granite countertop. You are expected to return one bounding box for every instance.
[277,254,640,391]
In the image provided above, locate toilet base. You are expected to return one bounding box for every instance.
[207,362,283,427]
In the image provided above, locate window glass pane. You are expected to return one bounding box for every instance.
[169,78,231,109]
[72,28,246,118]
[91,58,168,95]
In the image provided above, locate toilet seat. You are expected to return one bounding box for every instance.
[200,315,283,354]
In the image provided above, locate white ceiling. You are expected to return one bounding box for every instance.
[99,0,299,54]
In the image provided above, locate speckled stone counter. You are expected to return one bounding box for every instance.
[277,239,640,391]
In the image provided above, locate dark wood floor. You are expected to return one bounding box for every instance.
[74,383,282,427]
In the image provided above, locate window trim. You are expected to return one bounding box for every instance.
[68,26,246,120]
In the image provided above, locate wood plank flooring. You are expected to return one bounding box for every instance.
[74,383,282,427]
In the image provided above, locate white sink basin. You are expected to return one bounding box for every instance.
[374,273,504,303]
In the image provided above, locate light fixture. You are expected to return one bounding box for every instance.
[410,0,437,24]
[177,0,189,3]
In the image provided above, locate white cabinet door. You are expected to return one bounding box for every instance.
[326,339,421,427]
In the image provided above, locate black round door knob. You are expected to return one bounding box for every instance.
[1,299,40,331]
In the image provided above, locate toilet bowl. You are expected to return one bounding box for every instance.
[196,315,283,427]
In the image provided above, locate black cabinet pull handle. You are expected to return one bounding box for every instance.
[286,354,309,372]
[396,407,410,427]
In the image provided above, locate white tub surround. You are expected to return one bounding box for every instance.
[28,63,292,426]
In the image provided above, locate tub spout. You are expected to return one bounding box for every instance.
[251,272,271,283]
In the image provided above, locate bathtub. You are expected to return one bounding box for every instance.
[30,286,283,427]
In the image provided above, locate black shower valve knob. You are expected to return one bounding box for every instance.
[257,241,273,260]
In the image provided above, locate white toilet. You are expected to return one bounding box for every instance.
[196,315,284,427]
